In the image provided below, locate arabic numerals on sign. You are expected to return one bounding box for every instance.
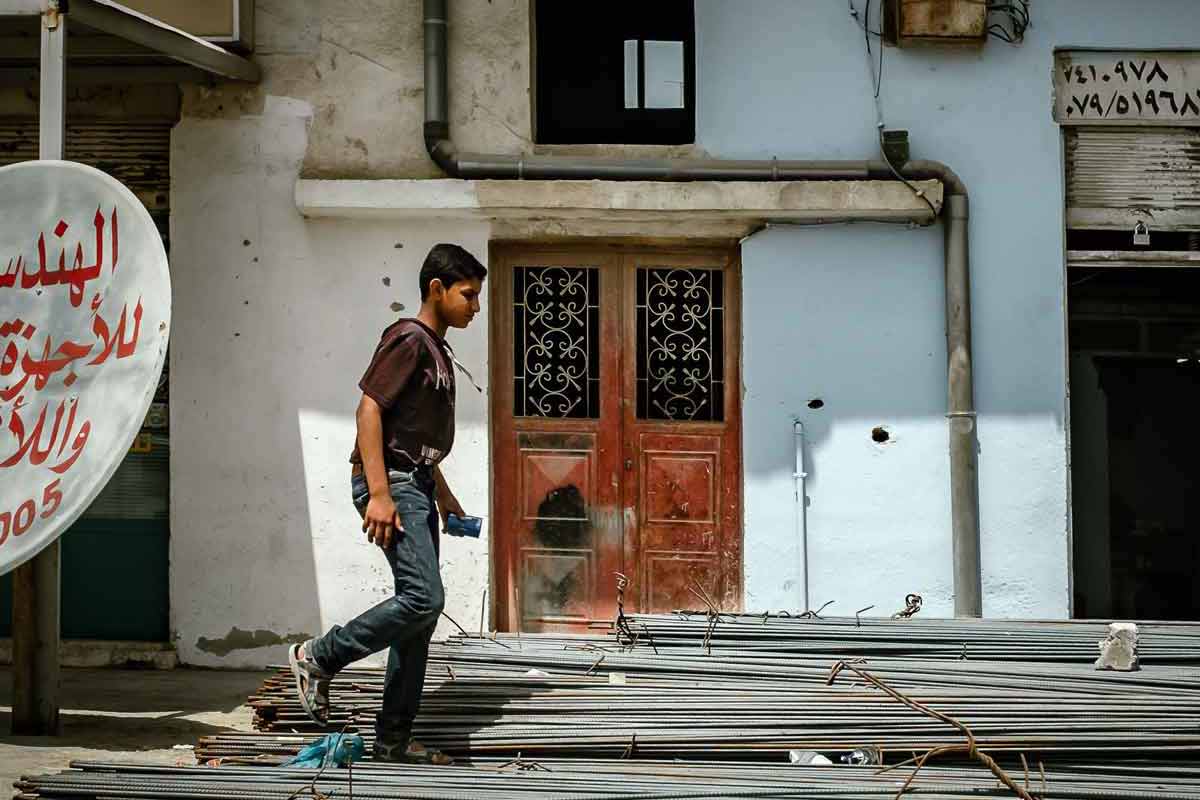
[1060,54,1200,122]
[0,479,63,547]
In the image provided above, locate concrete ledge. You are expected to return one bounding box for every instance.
[0,639,178,670]
[295,178,944,238]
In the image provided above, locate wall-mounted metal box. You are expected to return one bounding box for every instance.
[883,0,987,45]
[116,0,254,52]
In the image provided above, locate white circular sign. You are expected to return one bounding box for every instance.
[0,161,170,574]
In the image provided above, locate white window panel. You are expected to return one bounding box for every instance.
[623,39,640,109]
[644,40,684,109]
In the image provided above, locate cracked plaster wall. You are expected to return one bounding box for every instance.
[183,0,532,178]
[183,0,533,178]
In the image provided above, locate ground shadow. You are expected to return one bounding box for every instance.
[0,667,266,722]
[0,711,243,753]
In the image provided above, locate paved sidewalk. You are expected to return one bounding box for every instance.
[0,668,264,792]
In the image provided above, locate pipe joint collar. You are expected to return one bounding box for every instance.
[946,194,969,219]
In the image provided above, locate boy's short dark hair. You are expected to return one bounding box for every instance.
[419,243,487,300]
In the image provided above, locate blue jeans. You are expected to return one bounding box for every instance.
[308,468,444,739]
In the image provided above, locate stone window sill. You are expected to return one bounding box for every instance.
[294,178,943,239]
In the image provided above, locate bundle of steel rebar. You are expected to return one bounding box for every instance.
[16,757,1200,800]
[616,611,1200,664]
[190,617,1200,763]
[17,615,1200,800]
[212,669,1200,761]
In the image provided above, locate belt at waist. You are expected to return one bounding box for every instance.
[351,463,435,481]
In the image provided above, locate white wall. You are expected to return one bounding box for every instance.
[740,223,954,614]
[704,0,1200,617]
[170,97,491,667]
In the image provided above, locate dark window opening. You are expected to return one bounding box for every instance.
[535,0,695,145]
[1068,228,1200,253]
[1068,267,1200,621]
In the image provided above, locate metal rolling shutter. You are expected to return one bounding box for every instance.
[1066,127,1200,231]
[0,119,170,215]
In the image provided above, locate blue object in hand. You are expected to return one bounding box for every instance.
[446,512,482,538]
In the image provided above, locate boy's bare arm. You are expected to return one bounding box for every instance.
[433,465,465,528]
[357,394,403,548]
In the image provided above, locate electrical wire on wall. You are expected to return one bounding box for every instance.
[950,0,1033,43]
[845,0,937,216]
[986,1,1031,44]
[847,0,883,96]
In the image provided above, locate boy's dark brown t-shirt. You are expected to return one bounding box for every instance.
[349,318,456,470]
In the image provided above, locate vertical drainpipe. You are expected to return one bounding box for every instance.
[943,193,982,617]
[793,420,810,613]
[423,0,449,159]
[420,0,983,618]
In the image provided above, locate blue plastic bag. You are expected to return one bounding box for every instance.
[281,732,365,769]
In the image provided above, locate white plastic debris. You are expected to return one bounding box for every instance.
[789,750,833,765]
[524,668,551,678]
[1095,622,1140,672]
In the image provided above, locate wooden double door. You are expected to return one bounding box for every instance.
[490,245,742,632]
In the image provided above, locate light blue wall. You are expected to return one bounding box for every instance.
[696,1,1200,617]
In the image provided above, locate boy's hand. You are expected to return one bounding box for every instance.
[363,493,404,549]
[438,494,466,532]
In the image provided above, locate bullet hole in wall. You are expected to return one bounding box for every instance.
[808,398,824,410]
[872,426,891,443]
[390,302,405,312]
[243,239,251,246]
[382,277,391,286]
[394,242,404,249]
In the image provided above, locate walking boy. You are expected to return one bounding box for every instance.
[288,243,486,764]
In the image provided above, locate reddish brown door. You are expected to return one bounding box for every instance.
[491,245,741,632]
[621,252,742,614]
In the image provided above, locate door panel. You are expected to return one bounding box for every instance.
[516,431,612,629]
[491,252,623,632]
[637,433,725,612]
[491,245,741,631]
[622,251,742,614]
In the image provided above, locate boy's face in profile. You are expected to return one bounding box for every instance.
[430,277,483,329]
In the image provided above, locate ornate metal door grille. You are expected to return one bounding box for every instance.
[636,267,725,421]
[513,266,601,418]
